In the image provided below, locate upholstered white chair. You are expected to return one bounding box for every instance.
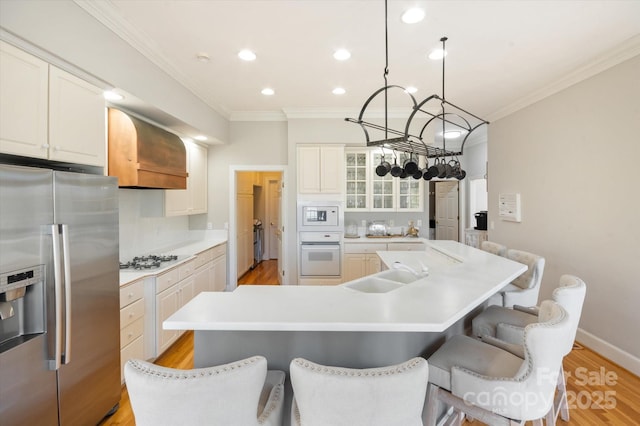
[490,249,545,308]
[480,240,507,257]
[426,300,571,426]
[289,357,428,426]
[124,356,285,426]
[472,275,587,422]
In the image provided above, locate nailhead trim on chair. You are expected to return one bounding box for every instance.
[454,307,567,383]
[127,356,262,380]
[258,382,284,425]
[292,357,425,377]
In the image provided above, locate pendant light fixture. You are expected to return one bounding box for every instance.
[345,0,489,180]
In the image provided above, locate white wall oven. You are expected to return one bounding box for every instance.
[299,232,341,277]
[297,201,343,280]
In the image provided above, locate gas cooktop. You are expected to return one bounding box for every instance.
[119,254,182,270]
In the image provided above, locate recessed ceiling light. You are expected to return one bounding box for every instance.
[103,90,124,101]
[401,8,425,24]
[261,88,275,96]
[194,135,208,141]
[238,49,256,61]
[196,52,210,63]
[332,87,346,95]
[405,86,418,94]
[333,49,351,61]
[441,130,465,139]
[428,48,447,60]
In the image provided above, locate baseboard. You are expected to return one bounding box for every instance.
[576,328,640,377]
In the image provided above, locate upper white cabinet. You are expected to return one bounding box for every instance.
[297,145,344,194]
[0,41,105,167]
[165,141,208,216]
[0,41,48,159]
[345,148,423,212]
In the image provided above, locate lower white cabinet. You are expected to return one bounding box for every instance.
[144,243,227,359]
[193,243,227,293]
[343,243,386,282]
[343,241,427,282]
[154,260,196,356]
[119,279,146,383]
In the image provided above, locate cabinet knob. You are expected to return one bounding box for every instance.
[42,144,50,149]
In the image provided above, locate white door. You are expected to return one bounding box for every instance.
[267,179,281,259]
[435,181,459,241]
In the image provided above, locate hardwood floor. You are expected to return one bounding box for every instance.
[238,259,280,285]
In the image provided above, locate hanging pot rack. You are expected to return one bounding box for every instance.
[344,2,489,165]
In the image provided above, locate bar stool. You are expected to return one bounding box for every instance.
[426,300,571,426]
[473,274,587,422]
[124,356,285,426]
[289,357,428,426]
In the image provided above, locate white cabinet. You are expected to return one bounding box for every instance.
[154,261,196,356]
[0,41,105,167]
[345,150,369,210]
[193,243,227,293]
[345,148,423,212]
[297,145,344,194]
[165,141,208,216]
[119,279,146,383]
[343,243,386,282]
[343,241,426,281]
[211,244,228,291]
[0,41,48,159]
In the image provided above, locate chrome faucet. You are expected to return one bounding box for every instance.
[392,261,428,277]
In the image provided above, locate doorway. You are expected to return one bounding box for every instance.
[432,181,460,241]
[230,167,286,289]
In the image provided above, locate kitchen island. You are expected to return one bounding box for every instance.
[165,240,526,424]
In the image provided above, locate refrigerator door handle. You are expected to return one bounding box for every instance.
[61,224,72,364]
[49,224,63,370]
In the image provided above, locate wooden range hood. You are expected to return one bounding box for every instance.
[108,108,188,189]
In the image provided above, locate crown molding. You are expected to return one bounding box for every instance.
[229,111,288,122]
[487,34,640,122]
[73,0,231,119]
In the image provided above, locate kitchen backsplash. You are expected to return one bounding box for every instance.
[117,189,229,261]
[344,212,432,237]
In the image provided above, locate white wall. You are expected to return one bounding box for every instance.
[200,121,288,229]
[489,54,640,371]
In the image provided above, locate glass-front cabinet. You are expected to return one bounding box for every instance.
[345,148,423,212]
[345,151,369,210]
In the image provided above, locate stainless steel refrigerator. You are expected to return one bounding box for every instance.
[0,164,121,425]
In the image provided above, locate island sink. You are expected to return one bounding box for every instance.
[342,268,420,293]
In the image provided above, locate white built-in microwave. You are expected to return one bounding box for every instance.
[298,202,342,231]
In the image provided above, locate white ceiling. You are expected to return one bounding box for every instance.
[85,0,640,121]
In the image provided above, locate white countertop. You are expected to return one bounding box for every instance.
[164,240,526,333]
[119,234,228,286]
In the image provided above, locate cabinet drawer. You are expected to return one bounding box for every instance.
[120,317,144,348]
[344,243,387,254]
[387,243,426,251]
[121,335,144,383]
[120,298,144,329]
[119,279,144,309]
[194,248,213,269]
[178,260,195,281]
[156,268,179,294]
[211,243,226,259]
